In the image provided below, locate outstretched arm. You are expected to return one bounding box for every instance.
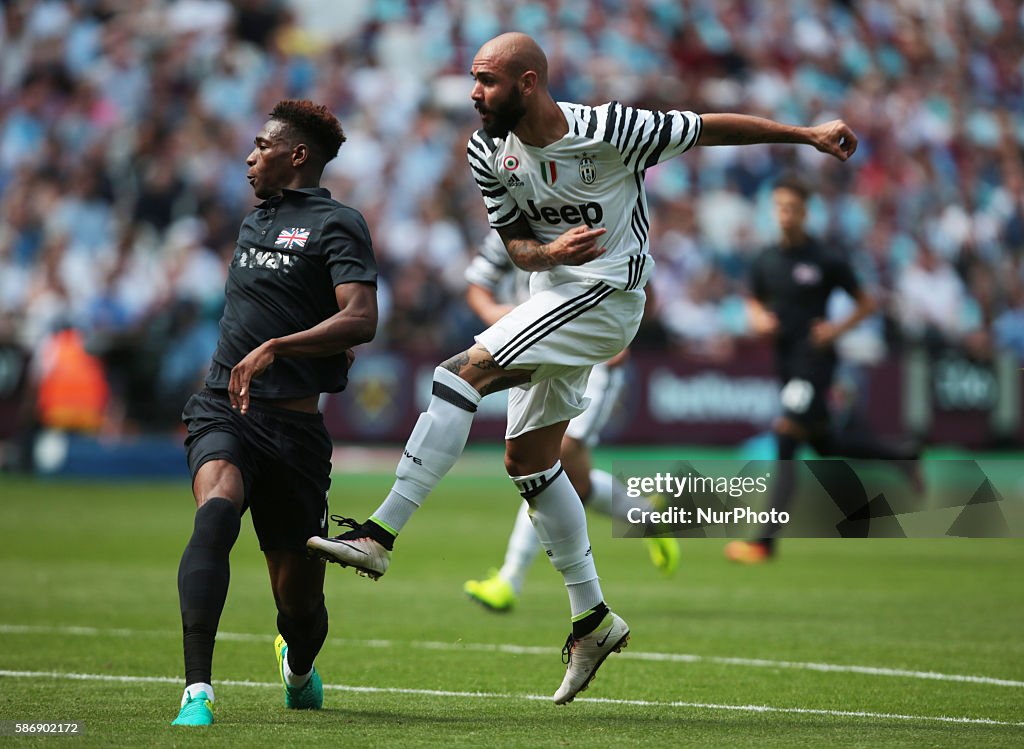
[698,114,857,162]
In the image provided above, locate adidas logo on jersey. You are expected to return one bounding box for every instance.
[506,173,524,188]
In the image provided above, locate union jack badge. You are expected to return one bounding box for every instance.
[275,227,309,249]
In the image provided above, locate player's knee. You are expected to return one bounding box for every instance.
[193,460,244,506]
[431,366,482,411]
[190,497,241,549]
[504,450,552,478]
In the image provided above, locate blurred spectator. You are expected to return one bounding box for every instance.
[34,323,110,434]
[895,239,973,350]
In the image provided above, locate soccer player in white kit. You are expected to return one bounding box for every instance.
[309,32,858,704]
[462,231,680,613]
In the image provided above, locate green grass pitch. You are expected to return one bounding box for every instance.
[1,447,1022,747]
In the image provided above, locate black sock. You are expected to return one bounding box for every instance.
[278,597,328,676]
[178,498,240,685]
[572,602,610,638]
[365,519,396,550]
[758,434,798,545]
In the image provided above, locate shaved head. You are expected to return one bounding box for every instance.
[476,32,548,86]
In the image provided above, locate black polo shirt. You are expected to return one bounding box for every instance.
[205,187,377,398]
[749,237,860,358]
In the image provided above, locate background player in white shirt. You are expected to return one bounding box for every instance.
[310,32,857,705]
[462,231,680,613]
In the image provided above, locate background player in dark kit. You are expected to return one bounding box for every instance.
[726,176,919,564]
[172,100,377,725]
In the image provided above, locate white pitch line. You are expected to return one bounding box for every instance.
[0,669,1020,728]
[2,623,1022,689]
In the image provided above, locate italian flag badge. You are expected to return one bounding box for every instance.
[540,161,558,185]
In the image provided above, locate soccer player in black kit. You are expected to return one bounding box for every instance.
[171,100,377,726]
[725,176,918,564]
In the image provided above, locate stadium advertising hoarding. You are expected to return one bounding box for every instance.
[322,345,1023,448]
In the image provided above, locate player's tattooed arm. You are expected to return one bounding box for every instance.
[498,218,606,270]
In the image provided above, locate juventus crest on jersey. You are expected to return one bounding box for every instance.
[467,101,702,291]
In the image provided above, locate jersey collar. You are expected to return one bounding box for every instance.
[255,186,331,208]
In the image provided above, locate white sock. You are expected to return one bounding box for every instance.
[283,653,312,688]
[372,367,481,534]
[512,462,603,617]
[585,468,652,521]
[498,501,542,594]
[182,682,214,706]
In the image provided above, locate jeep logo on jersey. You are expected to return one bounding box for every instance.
[523,199,603,227]
[578,156,596,184]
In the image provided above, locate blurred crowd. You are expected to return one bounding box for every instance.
[1,0,1023,436]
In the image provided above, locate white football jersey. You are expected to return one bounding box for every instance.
[467,101,702,291]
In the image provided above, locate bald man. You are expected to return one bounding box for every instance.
[310,32,858,705]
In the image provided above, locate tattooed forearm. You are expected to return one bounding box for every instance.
[441,351,470,374]
[471,358,502,371]
[506,239,554,271]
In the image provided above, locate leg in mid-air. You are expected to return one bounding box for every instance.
[307,343,527,577]
[173,459,244,726]
[267,549,328,710]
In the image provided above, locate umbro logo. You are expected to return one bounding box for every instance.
[507,173,524,188]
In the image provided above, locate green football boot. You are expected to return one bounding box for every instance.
[171,688,213,726]
[464,570,518,612]
[275,634,323,709]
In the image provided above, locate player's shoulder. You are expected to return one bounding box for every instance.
[560,100,625,125]
[322,199,371,237]
[467,128,503,156]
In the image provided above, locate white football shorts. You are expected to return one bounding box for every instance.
[474,275,644,439]
[564,361,627,447]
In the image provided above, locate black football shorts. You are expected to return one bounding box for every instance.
[777,349,836,430]
[182,389,331,551]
